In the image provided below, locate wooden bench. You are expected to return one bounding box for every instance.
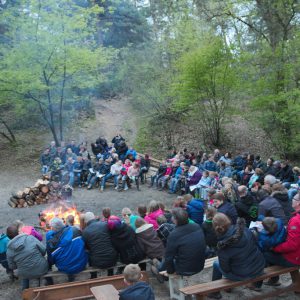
[158,257,216,300]
[179,265,300,300]
[90,284,119,300]
[22,271,148,300]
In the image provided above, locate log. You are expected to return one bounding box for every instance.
[10,197,19,205]
[40,185,49,194]
[32,187,40,195]
[18,198,26,206]
[16,191,24,199]
[17,204,23,208]
[23,202,28,208]
[23,187,31,195]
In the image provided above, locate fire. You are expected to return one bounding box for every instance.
[39,202,80,230]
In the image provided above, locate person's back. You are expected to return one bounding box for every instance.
[82,214,118,268]
[119,264,155,300]
[186,198,204,225]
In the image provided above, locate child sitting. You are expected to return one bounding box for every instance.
[101,207,111,222]
[156,215,175,246]
[256,217,286,252]
[202,207,218,258]
[119,264,155,300]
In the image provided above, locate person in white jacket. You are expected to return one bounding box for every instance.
[101,160,123,191]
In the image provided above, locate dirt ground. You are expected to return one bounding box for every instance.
[0,97,299,299]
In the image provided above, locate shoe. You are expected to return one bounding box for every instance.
[150,265,164,284]
[264,279,281,286]
[100,187,104,192]
[87,185,92,190]
[151,258,160,268]
[124,186,128,191]
[207,292,222,299]
[247,283,262,292]
[114,186,118,190]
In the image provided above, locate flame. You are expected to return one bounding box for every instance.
[40,202,80,229]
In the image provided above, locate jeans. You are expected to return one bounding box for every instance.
[22,279,30,290]
[42,165,49,174]
[101,173,119,188]
[74,171,82,185]
[288,188,298,201]
[169,178,179,193]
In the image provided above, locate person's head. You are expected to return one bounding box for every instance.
[274,161,281,169]
[183,194,193,204]
[77,156,82,162]
[205,206,217,220]
[171,208,189,226]
[264,175,277,186]
[208,154,214,162]
[213,213,231,236]
[157,202,165,212]
[135,217,146,229]
[293,167,300,175]
[157,215,167,226]
[44,148,50,155]
[7,225,19,239]
[262,217,278,234]
[272,183,285,193]
[50,217,65,232]
[255,168,263,175]
[166,162,172,168]
[12,220,24,232]
[133,162,140,169]
[212,193,225,208]
[180,162,186,168]
[68,157,73,163]
[244,165,253,174]
[84,212,95,224]
[137,205,147,218]
[207,188,216,199]
[225,152,231,159]
[102,207,111,219]
[214,149,220,155]
[292,193,300,212]
[267,157,274,166]
[148,200,159,213]
[202,170,209,178]
[123,264,142,285]
[107,215,122,231]
[209,171,217,179]
[66,215,75,226]
[121,207,132,223]
[173,196,186,208]
[67,147,72,154]
[251,182,262,193]
[238,185,248,197]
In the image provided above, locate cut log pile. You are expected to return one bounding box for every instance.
[8,178,67,208]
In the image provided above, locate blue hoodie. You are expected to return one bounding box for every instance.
[186,199,205,225]
[46,226,87,274]
[119,281,155,300]
[0,234,9,254]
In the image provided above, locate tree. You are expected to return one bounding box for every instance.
[0,0,116,145]
[174,36,236,146]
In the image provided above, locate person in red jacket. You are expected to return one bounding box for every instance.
[263,192,300,286]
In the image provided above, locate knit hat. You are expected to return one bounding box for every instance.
[107,215,122,230]
[84,212,95,223]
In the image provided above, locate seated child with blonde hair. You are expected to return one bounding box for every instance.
[119,264,155,300]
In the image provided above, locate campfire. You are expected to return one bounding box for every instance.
[39,201,81,231]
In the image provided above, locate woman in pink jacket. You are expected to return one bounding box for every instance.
[144,201,164,230]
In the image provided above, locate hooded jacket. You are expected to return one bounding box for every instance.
[135,224,164,259]
[119,281,155,300]
[144,209,164,230]
[217,202,238,225]
[271,190,293,224]
[46,226,87,274]
[82,220,118,268]
[164,223,206,275]
[274,213,300,265]
[186,199,204,225]
[7,234,48,279]
[110,223,145,264]
[217,218,265,279]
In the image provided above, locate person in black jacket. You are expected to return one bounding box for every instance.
[279,161,294,184]
[213,193,238,225]
[82,212,117,278]
[202,207,218,258]
[208,214,265,299]
[107,216,145,264]
[158,208,206,276]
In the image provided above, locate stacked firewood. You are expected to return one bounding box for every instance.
[8,178,67,208]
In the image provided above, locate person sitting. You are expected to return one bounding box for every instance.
[240,165,254,186]
[108,216,145,264]
[73,156,83,187]
[40,148,52,174]
[247,168,264,189]
[218,161,233,179]
[115,140,128,161]
[50,157,63,181]
[204,155,217,172]
[86,158,104,189]
[46,218,87,282]
[255,217,286,252]
[156,215,175,247]
[125,147,137,161]
[101,160,122,191]
[155,208,206,277]
[119,264,155,300]
[135,218,165,260]
[6,225,49,290]
[212,193,238,225]
[218,152,232,166]
[122,207,139,230]
[149,160,167,188]
[144,201,164,230]
[208,214,265,299]
[202,207,218,258]
[185,194,205,225]
[157,162,173,191]
[118,159,132,191]
[82,212,117,277]
[81,156,92,186]
[190,170,211,199]
[186,165,202,194]
[263,193,300,286]
[169,162,185,194]
[279,160,294,185]
[62,157,75,186]
[127,162,141,191]
[139,154,150,184]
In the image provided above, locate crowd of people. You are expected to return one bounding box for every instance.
[1,138,300,299]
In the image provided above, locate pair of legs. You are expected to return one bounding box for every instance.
[100,173,119,190]
[169,177,180,193]
[157,176,169,190]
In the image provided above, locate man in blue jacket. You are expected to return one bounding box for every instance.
[46,218,87,282]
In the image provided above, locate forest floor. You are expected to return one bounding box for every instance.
[0,97,298,300]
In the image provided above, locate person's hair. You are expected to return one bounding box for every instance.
[293,167,300,174]
[157,202,165,211]
[157,215,167,225]
[84,212,95,223]
[135,217,146,228]
[137,205,147,218]
[172,208,189,226]
[50,218,65,231]
[207,188,216,196]
[173,196,186,208]
[226,152,232,159]
[212,213,231,235]
[183,194,193,203]
[262,185,272,194]
[238,185,248,194]
[252,182,262,190]
[7,225,19,239]
[122,207,132,216]
[255,168,264,175]
[66,215,75,226]
[12,220,24,230]
[246,165,253,172]
[102,207,111,219]
[203,170,209,176]
[212,192,225,202]
[123,264,141,283]
[256,188,270,202]
[255,155,261,161]
[272,183,285,192]
[205,207,217,220]
[264,175,277,186]
[148,200,159,213]
[262,217,278,234]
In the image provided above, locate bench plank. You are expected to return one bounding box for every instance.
[180,266,299,296]
[90,285,119,300]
